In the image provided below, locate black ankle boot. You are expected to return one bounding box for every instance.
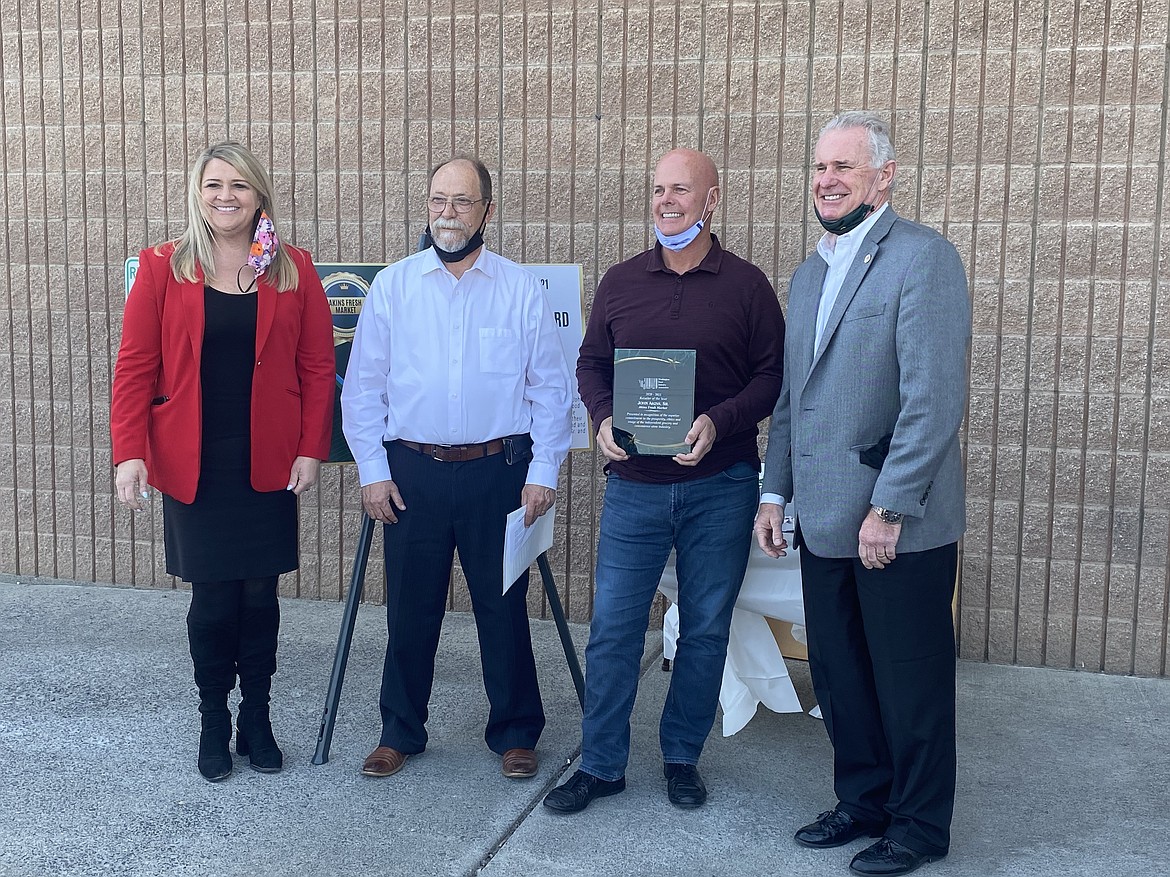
[236,704,283,773]
[198,709,233,782]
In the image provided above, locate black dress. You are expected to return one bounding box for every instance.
[163,287,298,582]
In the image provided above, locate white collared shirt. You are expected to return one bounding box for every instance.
[813,202,889,352]
[341,246,572,489]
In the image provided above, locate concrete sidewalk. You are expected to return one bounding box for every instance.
[1,579,1167,877]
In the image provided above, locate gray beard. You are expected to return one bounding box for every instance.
[433,226,470,251]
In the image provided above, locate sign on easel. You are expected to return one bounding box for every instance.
[520,263,590,452]
[317,264,382,464]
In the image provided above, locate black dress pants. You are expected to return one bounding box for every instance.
[799,537,957,858]
[377,441,545,755]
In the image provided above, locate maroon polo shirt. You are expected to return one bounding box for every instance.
[577,235,786,484]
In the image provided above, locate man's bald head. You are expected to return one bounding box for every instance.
[655,148,719,192]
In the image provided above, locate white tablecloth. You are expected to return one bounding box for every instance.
[658,512,814,735]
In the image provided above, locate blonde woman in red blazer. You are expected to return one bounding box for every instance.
[111,142,334,782]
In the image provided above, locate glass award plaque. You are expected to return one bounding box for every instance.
[611,348,697,455]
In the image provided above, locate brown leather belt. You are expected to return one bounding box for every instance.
[396,438,506,462]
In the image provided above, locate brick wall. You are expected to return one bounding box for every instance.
[2,1,1167,675]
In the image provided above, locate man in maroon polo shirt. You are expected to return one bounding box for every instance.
[544,148,786,814]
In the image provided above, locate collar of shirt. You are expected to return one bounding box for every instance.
[646,233,725,275]
[815,202,889,268]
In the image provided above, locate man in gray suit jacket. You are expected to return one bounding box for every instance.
[756,112,971,877]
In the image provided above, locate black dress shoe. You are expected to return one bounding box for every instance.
[664,762,707,809]
[849,838,941,875]
[794,808,885,848]
[543,770,626,813]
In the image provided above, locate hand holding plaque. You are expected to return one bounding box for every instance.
[611,349,697,455]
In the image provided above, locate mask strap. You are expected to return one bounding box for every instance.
[693,187,717,229]
[862,168,883,205]
[236,266,258,294]
[476,199,492,234]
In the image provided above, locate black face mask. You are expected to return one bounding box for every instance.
[814,202,874,236]
[425,203,492,263]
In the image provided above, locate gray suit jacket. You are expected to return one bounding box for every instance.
[762,208,972,558]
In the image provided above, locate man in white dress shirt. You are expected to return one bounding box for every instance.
[341,156,572,781]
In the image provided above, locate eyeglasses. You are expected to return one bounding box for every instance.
[427,196,486,215]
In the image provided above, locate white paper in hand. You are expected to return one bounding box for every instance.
[502,502,556,594]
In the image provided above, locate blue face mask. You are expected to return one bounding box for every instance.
[654,189,716,251]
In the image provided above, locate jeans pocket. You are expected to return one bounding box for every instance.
[719,461,758,482]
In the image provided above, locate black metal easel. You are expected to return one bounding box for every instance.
[311,513,585,765]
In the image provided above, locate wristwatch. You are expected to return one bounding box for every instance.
[871,505,904,524]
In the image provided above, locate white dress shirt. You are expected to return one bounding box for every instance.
[813,202,888,352]
[760,203,889,510]
[341,245,572,489]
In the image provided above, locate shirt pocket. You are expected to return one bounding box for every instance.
[478,327,521,376]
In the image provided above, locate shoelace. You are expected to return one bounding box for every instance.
[867,839,896,856]
[567,771,599,790]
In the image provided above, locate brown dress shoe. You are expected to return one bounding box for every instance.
[361,746,407,777]
[501,747,538,778]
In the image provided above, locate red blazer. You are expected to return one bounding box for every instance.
[111,242,335,504]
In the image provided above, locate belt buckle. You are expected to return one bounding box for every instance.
[431,444,454,462]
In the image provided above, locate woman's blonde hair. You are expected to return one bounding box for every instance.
[166,141,299,291]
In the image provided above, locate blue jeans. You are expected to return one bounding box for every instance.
[579,462,758,781]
